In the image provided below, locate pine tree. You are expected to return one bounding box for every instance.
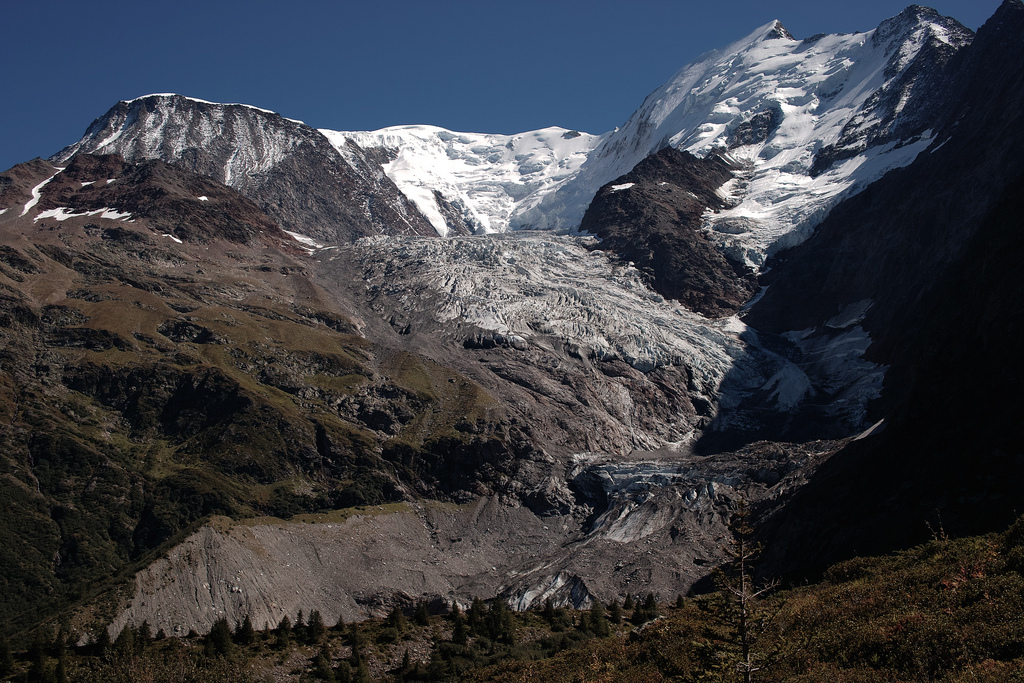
[136,620,153,646]
[115,625,137,656]
[276,614,293,650]
[0,636,13,676]
[313,643,336,682]
[353,659,372,683]
[451,612,469,646]
[27,632,46,675]
[608,599,622,624]
[485,599,516,644]
[467,597,486,634]
[542,598,555,624]
[207,617,233,657]
[386,605,407,631]
[307,609,327,644]
[95,626,112,659]
[631,594,660,625]
[334,660,352,683]
[623,594,634,611]
[54,655,69,683]
[235,614,256,645]
[714,499,778,683]
[589,600,611,637]
[414,600,431,626]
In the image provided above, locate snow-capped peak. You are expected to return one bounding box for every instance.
[512,8,972,265]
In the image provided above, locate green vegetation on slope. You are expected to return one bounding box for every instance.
[4,517,1024,682]
[0,223,520,640]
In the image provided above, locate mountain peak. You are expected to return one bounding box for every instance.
[762,19,795,41]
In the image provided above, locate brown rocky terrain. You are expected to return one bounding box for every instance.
[578,147,757,318]
[0,153,831,642]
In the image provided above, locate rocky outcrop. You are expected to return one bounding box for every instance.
[51,95,437,242]
[108,436,839,638]
[578,147,757,318]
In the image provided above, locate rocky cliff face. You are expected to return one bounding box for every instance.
[577,147,756,318]
[52,95,437,243]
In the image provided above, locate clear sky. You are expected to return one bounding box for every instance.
[1,0,1002,173]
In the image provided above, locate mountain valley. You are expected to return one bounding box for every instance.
[0,3,1021,673]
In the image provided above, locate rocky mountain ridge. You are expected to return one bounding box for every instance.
[52,95,439,244]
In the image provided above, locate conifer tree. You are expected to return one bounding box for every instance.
[207,617,233,657]
[485,600,516,644]
[313,643,336,682]
[542,598,555,624]
[137,620,153,646]
[95,626,112,659]
[468,597,486,634]
[714,500,778,683]
[307,609,327,644]
[414,600,430,626]
[0,636,13,676]
[451,612,469,646]
[335,660,352,683]
[386,605,407,631]
[235,614,256,645]
[589,600,611,637]
[608,599,622,624]
[353,659,372,683]
[115,625,137,656]
[54,655,69,683]
[276,614,293,650]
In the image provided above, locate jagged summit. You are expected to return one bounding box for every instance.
[765,19,795,41]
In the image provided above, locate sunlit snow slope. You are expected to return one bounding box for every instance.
[526,9,971,265]
[321,126,602,237]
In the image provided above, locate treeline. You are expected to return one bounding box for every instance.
[0,592,668,683]
[4,514,1024,681]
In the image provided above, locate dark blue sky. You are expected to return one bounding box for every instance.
[2,0,1000,173]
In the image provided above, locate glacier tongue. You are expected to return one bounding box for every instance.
[340,232,868,445]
